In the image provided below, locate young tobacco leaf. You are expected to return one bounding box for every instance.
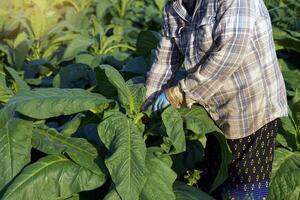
[100,65,135,115]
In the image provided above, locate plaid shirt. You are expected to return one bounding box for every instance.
[145,0,288,139]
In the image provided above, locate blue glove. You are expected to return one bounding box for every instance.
[153,91,170,112]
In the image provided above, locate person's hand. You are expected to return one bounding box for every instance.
[152,91,170,112]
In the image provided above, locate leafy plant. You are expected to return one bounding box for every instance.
[0,57,234,199]
[0,0,299,199]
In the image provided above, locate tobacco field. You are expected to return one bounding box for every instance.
[0,0,299,199]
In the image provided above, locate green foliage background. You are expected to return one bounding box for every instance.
[0,0,299,199]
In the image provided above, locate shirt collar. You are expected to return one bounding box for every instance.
[172,0,191,22]
[170,0,201,23]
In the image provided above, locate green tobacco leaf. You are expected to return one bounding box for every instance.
[155,0,167,11]
[94,66,117,98]
[268,148,300,200]
[121,57,150,76]
[32,125,105,176]
[174,181,215,200]
[97,112,148,200]
[171,140,204,176]
[75,54,99,68]
[0,43,13,65]
[61,113,85,136]
[62,35,95,61]
[277,115,299,151]
[0,104,17,128]
[0,73,13,102]
[140,147,177,200]
[162,106,186,154]
[293,89,300,105]
[101,65,134,114]
[53,63,95,88]
[208,132,232,193]
[136,31,160,57]
[7,88,112,119]
[179,105,222,135]
[2,155,105,200]
[29,6,46,40]
[294,101,300,149]
[273,27,300,53]
[4,66,30,91]
[13,32,31,70]
[95,0,112,19]
[178,105,231,192]
[126,80,146,114]
[292,101,300,129]
[282,69,300,92]
[103,187,122,200]
[179,105,232,192]
[56,194,80,200]
[0,118,33,190]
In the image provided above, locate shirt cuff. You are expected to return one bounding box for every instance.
[165,85,197,109]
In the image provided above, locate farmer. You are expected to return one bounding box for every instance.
[143,0,288,199]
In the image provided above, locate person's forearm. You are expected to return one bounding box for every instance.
[145,36,183,102]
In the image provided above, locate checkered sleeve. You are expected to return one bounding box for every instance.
[165,0,257,108]
[145,5,184,105]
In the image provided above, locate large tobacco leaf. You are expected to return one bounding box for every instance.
[178,105,232,192]
[103,148,178,200]
[7,88,112,119]
[0,118,33,190]
[2,155,105,200]
[161,106,186,154]
[97,112,148,200]
[268,148,300,200]
[179,105,222,134]
[32,124,106,176]
[139,147,177,200]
